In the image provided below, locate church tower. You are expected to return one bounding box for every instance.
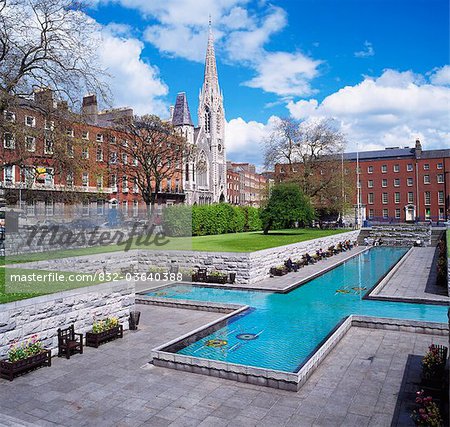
[197,19,227,203]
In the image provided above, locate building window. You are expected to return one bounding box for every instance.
[133,200,139,217]
[407,177,413,186]
[395,208,401,219]
[425,208,431,220]
[82,147,89,159]
[4,166,13,184]
[439,208,444,220]
[437,174,444,183]
[66,129,74,137]
[110,152,117,164]
[110,136,116,144]
[96,175,103,189]
[382,193,388,204]
[423,163,429,170]
[368,209,374,219]
[382,179,387,187]
[96,133,103,142]
[122,153,128,165]
[394,178,400,187]
[3,132,15,149]
[424,191,431,205]
[44,138,53,154]
[395,192,400,204]
[382,209,388,219]
[368,193,374,204]
[366,179,373,188]
[96,146,103,162]
[438,191,444,205]
[4,111,15,122]
[44,120,54,131]
[82,131,89,140]
[122,175,128,193]
[67,143,74,158]
[66,172,74,187]
[133,178,139,193]
[45,200,54,216]
[25,116,36,127]
[110,174,117,192]
[82,172,89,187]
[25,136,36,152]
[26,201,36,216]
[408,192,414,203]
[393,164,399,172]
[381,165,387,173]
[82,201,89,216]
[367,166,373,174]
[423,175,430,184]
[437,162,443,169]
[407,163,413,172]
[97,200,104,216]
[122,200,128,214]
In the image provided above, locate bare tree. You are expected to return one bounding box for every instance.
[264,117,351,217]
[0,0,108,111]
[116,115,189,214]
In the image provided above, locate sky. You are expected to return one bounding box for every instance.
[87,0,450,167]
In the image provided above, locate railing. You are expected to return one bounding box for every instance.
[364,216,448,227]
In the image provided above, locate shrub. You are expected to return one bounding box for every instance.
[244,206,262,231]
[162,205,192,237]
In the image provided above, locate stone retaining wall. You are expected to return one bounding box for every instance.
[0,281,135,358]
[9,230,360,285]
[366,224,431,246]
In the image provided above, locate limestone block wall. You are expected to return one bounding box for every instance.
[0,281,135,359]
[367,224,431,246]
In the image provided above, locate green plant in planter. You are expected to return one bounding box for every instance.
[411,390,443,426]
[92,316,119,334]
[422,344,445,378]
[7,335,44,362]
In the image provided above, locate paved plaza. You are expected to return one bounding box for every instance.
[375,247,449,303]
[0,302,447,427]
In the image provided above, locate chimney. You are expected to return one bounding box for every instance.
[82,94,98,123]
[415,138,422,159]
[34,88,55,111]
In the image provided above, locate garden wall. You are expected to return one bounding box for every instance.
[365,224,431,246]
[0,281,135,358]
[9,230,360,286]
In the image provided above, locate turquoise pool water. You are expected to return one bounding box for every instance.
[146,247,448,372]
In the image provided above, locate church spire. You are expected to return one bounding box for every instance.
[203,17,219,93]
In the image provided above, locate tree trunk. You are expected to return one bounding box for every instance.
[263,220,272,235]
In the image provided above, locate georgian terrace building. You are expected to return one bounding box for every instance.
[0,90,184,222]
[275,139,449,224]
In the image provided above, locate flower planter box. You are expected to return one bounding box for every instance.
[207,275,228,284]
[85,325,123,348]
[0,350,51,381]
[270,267,288,276]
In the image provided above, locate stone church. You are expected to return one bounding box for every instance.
[170,23,227,205]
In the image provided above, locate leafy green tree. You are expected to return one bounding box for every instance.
[261,183,315,234]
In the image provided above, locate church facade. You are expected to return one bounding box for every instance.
[170,24,227,205]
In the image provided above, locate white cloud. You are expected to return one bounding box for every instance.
[98,27,169,115]
[225,116,278,165]
[287,69,450,151]
[244,51,322,96]
[354,40,375,58]
[430,65,450,86]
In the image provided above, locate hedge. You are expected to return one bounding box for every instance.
[162,204,262,236]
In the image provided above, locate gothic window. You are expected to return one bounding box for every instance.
[205,106,211,133]
[197,153,208,188]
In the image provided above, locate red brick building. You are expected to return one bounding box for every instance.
[226,162,268,207]
[275,139,449,224]
[0,90,184,221]
[344,140,449,223]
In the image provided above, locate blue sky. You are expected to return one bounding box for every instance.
[88,0,450,166]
